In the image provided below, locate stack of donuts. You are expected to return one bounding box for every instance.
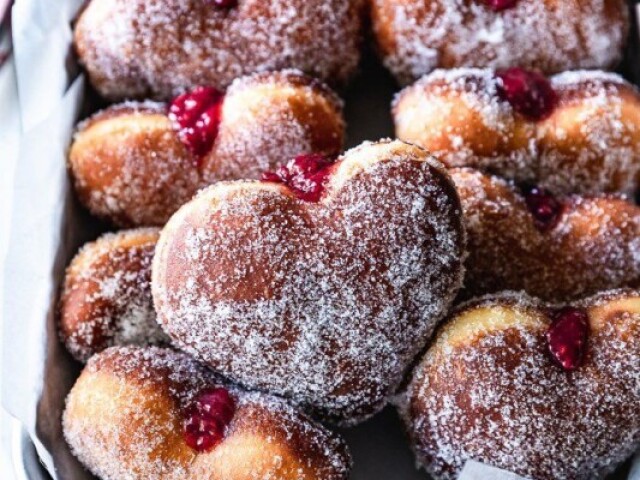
[59,1,639,479]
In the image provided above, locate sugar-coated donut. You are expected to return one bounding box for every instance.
[59,229,168,363]
[63,346,351,480]
[394,69,640,196]
[401,289,640,480]
[370,0,628,85]
[452,168,640,301]
[152,139,466,425]
[74,0,364,101]
[69,70,345,227]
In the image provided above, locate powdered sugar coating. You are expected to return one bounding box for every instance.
[152,140,466,425]
[77,100,167,131]
[550,70,630,87]
[538,72,640,196]
[204,70,345,184]
[394,69,640,196]
[59,229,168,362]
[400,289,640,480]
[452,168,640,301]
[370,0,628,85]
[69,70,345,227]
[394,68,536,182]
[74,0,364,101]
[69,103,201,227]
[63,346,351,480]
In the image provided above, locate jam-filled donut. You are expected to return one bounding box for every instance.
[63,346,351,480]
[370,0,628,85]
[69,70,345,227]
[401,289,640,480]
[453,168,640,301]
[59,229,168,362]
[152,139,466,424]
[74,0,364,101]
[394,69,640,196]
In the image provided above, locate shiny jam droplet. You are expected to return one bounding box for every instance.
[496,68,558,120]
[483,0,518,11]
[262,153,336,202]
[183,387,236,452]
[168,86,224,163]
[196,388,235,425]
[547,308,590,371]
[523,186,562,231]
[184,412,225,452]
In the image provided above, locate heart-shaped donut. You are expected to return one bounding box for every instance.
[152,139,466,425]
[401,289,640,480]
[452,167,640,301]
[69,70,345,227]
[64,346,351,480]
[73,0,364,100]
[370,0,628,85]
[394,69,640,196]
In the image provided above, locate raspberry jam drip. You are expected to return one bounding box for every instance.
[183,387,236,452]
[523,186,562,231]
[483,0,518,11]
[168,86,224,163]
[211,0,238,7]
[547,308,590,371]
[262,154,336,202]
[496,68,558,120]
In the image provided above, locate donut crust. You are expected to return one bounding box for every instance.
[371,0,628,84]
[402,289,640,480]
[63,346,352,480]
[394,69,640,196]
[74,0,364,100]
[69,70,345,227]
[452,167,640,301]
[152,139,466,424]
[59,228,167,362]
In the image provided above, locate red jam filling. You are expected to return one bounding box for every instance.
[262,153,336,202]
[496,68,558,120]
[183,387,236,452]
[168,86,224,163]
[523,186,562,231]
[483,0,518,11]
[547,308,590,371]
[211,0,238,7]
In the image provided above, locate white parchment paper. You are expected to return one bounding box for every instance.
[1,0,638,479]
